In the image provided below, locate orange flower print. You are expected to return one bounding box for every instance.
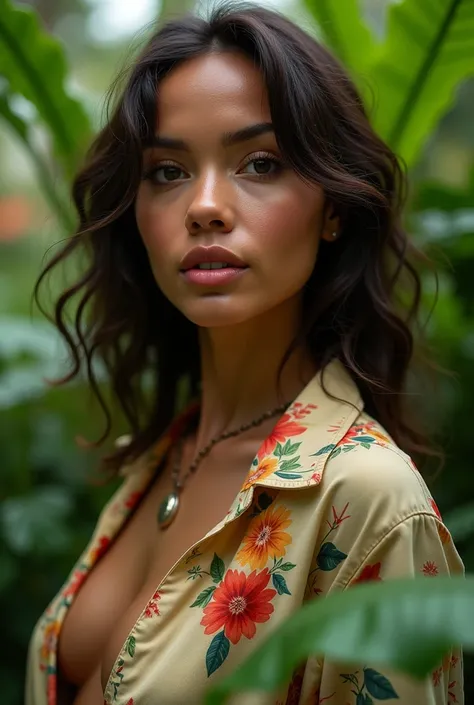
[201,568,276,644]
[352,562,383,585]
[430,498,442,520]
[258,413,307,458]
[41,620,60,663]
[432,666,442,686]
[242,456,278,490]
[343,421,391,445]
[237,504,292,570]
[423,561,439,577]
[144,590,161,618]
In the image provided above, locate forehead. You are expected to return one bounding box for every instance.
[156,52,271,133]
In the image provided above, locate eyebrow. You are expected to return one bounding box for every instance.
[146,122,274,151]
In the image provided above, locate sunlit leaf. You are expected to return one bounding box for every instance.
[303,0,377,78]
[0,0,91,174]
[367,0,474,166]
[205,576,474,704]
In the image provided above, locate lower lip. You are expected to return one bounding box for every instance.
[181,267,248,285]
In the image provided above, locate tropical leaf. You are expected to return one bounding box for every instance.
[303,0,377,77]
[0,91,74,229]
[205,576,474,704]
[0,0,91,174]
[367,0,474,166]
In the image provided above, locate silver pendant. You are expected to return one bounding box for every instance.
[158,491,180,529]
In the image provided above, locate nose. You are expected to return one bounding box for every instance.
[185,173,235,236]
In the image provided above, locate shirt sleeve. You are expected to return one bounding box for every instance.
[314,512,464,705]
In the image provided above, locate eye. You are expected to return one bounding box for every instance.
[144,163,188,185]
[240,153,283,177]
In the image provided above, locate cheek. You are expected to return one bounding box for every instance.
[246,185,323,274]
[134,192,178,272]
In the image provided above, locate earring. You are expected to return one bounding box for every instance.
[331,231,338,238]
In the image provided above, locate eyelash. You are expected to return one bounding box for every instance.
[142,151,284,185]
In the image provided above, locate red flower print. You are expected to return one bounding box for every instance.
[290,402,317,420]
[313,587,323,597]
[449,681,458,702]
[125,491,142,511]
[63,569,87,598]
[430,498,443,521]
[201,568,276,644]
[144,590,161,618]
[432,667,442,686]
[450,654,460,669]
[311,472,322,483]
[47,673,56,705]
[258,413,307,458]
[126,700,135,705]
[352,562,383,585]
[328,503,351,528]
[90,536,111,562]
[423,561,439,577]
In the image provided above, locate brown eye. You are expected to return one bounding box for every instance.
[161,166,183,181]
[241,156,282,177]
[145,163,188,185]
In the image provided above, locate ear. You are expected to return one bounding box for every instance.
[320,202,341,242]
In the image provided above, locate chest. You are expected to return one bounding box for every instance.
[57,439,260,693]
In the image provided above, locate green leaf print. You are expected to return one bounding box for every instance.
[281,439,301,455]
[279,457,301,472]
[190,586,217,608]
[311,444,337,456]
[355,436,376,443]
[316,542,347,571]
[356,694,373,705]
[206,630,230,677]
[275,472,302,480]
[274,442,284,458]
[364,668,399,700]
[126,635,136,657]
[279,562,296,571]
[210,554,225,584]
[272,573,291,595]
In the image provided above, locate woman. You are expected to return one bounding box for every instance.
[26,4,464,705]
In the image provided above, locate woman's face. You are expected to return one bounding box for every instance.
[135,51,337,328]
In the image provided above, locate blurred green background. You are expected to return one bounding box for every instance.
[0,0,473,703]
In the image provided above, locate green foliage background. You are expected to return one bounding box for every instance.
[0,1,473,703]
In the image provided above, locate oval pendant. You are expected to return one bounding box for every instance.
[158,491,180,529]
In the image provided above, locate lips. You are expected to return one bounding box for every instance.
[180,245,247,271]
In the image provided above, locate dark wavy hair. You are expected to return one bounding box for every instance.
[34,3,438,475]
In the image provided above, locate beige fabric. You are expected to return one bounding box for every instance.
[26,360,464,705]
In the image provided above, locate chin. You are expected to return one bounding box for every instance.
[179,298,265,329]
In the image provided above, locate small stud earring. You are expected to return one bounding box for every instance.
[331,231,338,238]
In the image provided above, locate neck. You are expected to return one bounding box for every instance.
[193,295,316,449]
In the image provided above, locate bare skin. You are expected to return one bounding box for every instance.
[57,51,339,704]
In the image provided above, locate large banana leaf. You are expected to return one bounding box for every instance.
[205,575,474,704]
[368,0,474,166]
[0,0,91,176]
[303,0,377,77]
[0,92,74,230]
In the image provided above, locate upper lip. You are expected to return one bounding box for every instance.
[179,245,247,271]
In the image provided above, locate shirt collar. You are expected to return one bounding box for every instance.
[120,359,363,501]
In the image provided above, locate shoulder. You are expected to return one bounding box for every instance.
[319,412,437,528]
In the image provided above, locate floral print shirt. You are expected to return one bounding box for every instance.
[26,360,464,705]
